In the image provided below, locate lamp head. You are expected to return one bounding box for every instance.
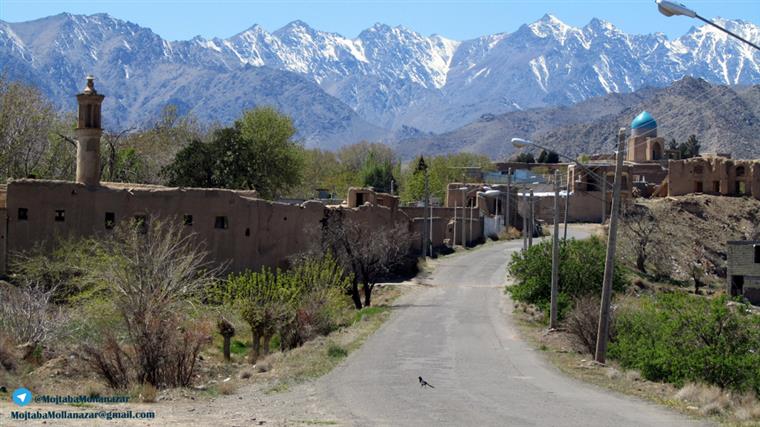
[656,0,697,18]
[511,137,529,149]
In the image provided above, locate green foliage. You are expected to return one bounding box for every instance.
[163,107,303,199]
[399,153,494,204]
[9,237,102,303]
[327,343,348,359]
[669,135,701,159]
[506,237,624,319]
[537,150,560,163]
[360,152,395,193]
[513,152,535,164]
[220,255,352,360]
[610,294,760,394]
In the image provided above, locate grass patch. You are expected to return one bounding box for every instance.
[230,339,247,355]
[354,306,387,323]
[327,343,348,359]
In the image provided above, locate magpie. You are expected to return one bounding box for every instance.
[419,376,434,388]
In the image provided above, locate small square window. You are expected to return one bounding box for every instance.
[105,212,115,229]
[18,208,28,221]
[54,210,65,222]
[183,214,193,226]
[214,216,228,229]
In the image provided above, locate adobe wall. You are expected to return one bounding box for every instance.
[4,180,410,273]
[516,191,607,224]
[668,157,760,199]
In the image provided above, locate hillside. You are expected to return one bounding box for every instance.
[393,78,760,160]
[621,194,760,286]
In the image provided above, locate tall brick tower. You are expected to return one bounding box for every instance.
[75,75,104,186]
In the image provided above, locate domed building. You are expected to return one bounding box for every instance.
[626,111,666,162]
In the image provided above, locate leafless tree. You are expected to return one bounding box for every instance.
[619,203,663,274]
[0,76,57,179]
[0,280,65,353]
[83,217,220,388]
[318,210,414,308]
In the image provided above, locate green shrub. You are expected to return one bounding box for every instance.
[221,254,352,363]
[506,237,624,319]
[327,343,348,359]
[610,293,760,394]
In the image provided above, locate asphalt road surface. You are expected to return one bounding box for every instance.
[321,227,708,426]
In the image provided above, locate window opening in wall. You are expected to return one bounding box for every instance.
[215,216,229,229]
[713,181,720,193]
[54,210,65,222]
[356,193,365,206]
[105,212,115,229]
[133,215,148,234]
[283,216,287,221]
[245,228,250,237]
[18,208,28,221]
[183,214,193,226]
[694,181,703,193]
[754,245,760,263]
[736,181,746,195]
[731,275,744,297]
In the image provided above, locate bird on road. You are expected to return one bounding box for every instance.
[419,376,434,388]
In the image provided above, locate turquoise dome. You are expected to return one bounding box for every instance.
[631,111,657,137]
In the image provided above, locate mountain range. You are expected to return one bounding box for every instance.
[0,13,759,150]
[393,77,760,160]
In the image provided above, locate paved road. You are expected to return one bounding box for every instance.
[321,227,707,426]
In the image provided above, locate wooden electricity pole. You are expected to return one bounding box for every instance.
[505,168,512,228]
[594,128,627,364]
[601,174,607,224]
[563,170,570,241]
[522,188,528,251]
[416,157,429,258]
[550,170,561,329]
[528,189,534,248]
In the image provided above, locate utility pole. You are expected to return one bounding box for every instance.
[601,174,607,224]
[528,189,534,247]
[416,157,429,258]
[453,200,457,248]
[563,169,570,241]
[595,128,626,364]
[522,189,528,251]
[469,201,473,247]
[505,168,512,229]
[429,203,433,256]
[550,171,561,329]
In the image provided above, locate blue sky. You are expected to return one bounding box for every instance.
[1,0,757,41]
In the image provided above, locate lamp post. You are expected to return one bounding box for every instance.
[656,1,760,51]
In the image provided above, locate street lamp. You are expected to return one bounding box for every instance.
[656,0,760,51]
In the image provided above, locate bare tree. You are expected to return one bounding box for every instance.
[689,241,711,295]
[0,76,57,179]
[619,204,662,274]
[318,210,414,308]
[0,281,64,354]
[84,217,220,388]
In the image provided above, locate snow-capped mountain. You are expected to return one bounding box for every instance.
[1,13,759,148]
